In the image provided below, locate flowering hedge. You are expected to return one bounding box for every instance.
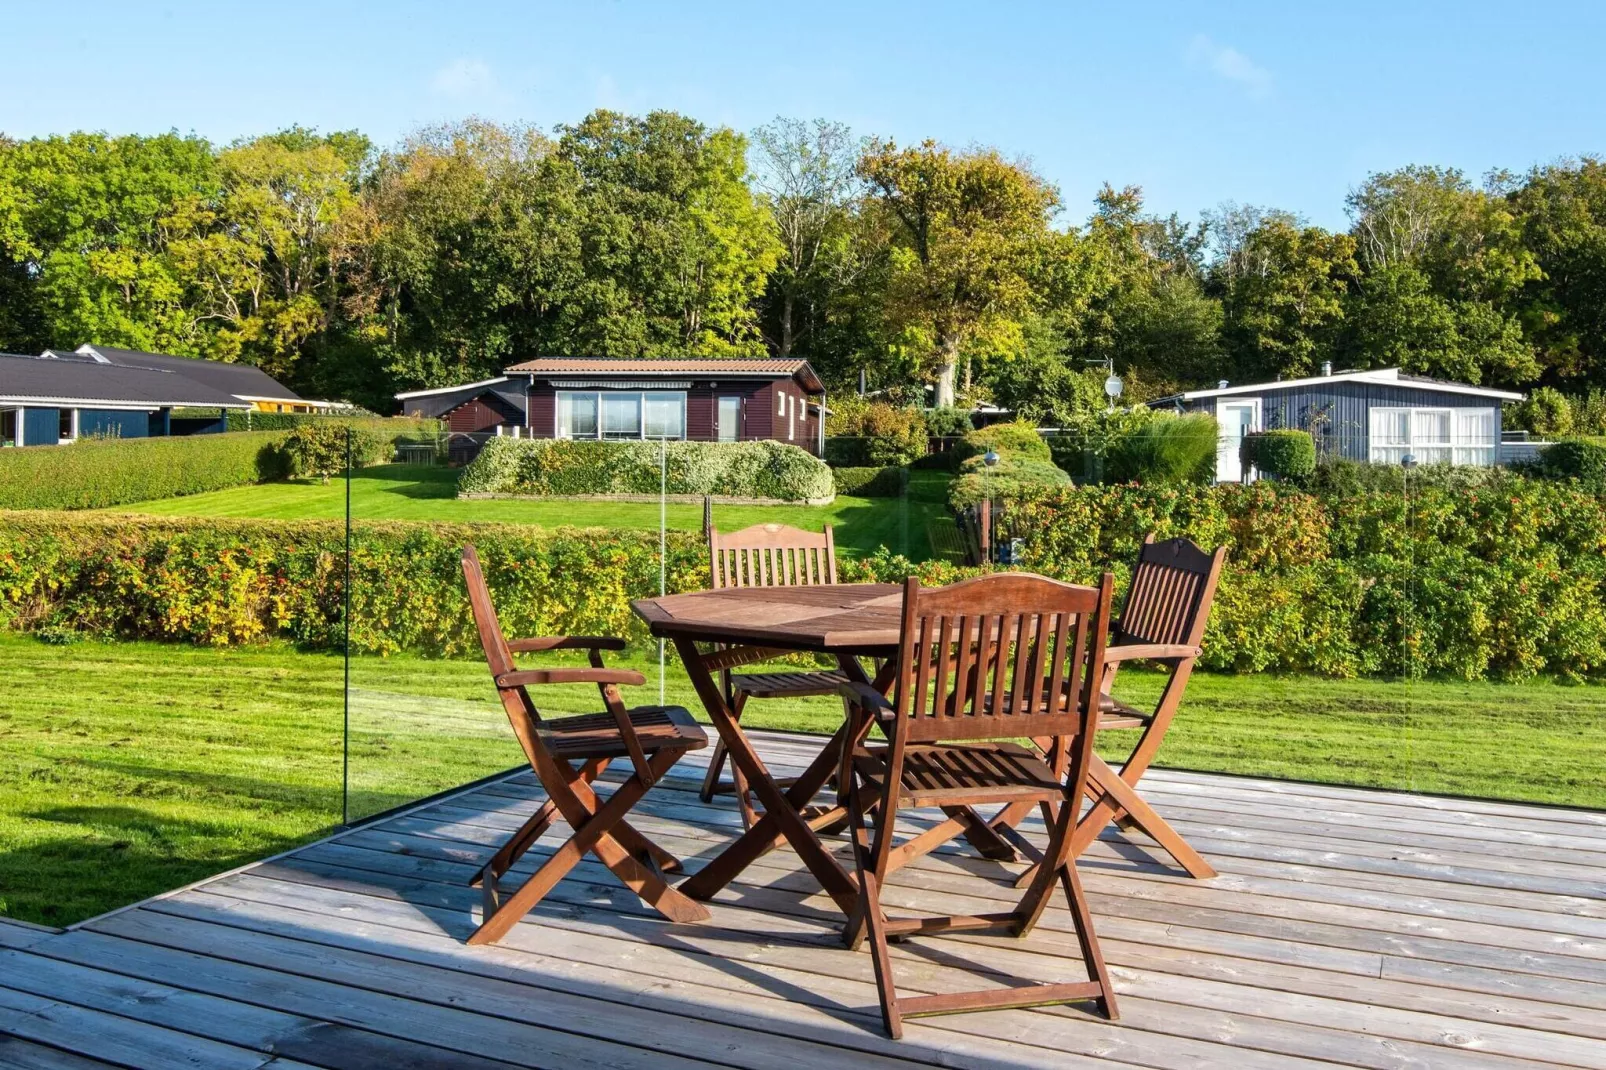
[996,479,1606,681]
[0,513,705,655]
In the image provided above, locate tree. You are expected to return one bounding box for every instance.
[170,130,369,382]
[555,109,779,355]
[1218,218,1356,380]
[858,139,1059,406]
[1341,166,1538,385]
[749,117,863,356]
[1509,158,1606,384]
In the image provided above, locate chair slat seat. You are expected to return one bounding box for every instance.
[540,706,707,760]
[854,742,1063,808]
[1099,694,1152,730]
[731,668,851,699]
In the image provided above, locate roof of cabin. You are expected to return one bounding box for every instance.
[0,352,251,409]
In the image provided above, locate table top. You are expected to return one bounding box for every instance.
[632,583,904,652]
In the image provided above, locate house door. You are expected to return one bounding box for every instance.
[717,397,740,442]
[1216,400,1260,483]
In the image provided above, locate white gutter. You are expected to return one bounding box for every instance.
[1172,368,1524,403]
[395,376,510,400]
[0,396,249,409]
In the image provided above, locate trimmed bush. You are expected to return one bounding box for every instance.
[831,466,909,498]
[283,423,391,482]
[0,431,290,510]
[1539,438,1606,489]
[923,407,974,438]
[0,512,706,654]
[949,457,1071,509]
[459,437,834,502]
[1242,429,1317,482]
[953,420,1052,464]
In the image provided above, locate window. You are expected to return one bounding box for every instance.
[777,390,786,417]
[601,394,642,439]
[1370,406,1495,466]
[557,390,685,441]
[59,408,77,443]
[0,409,16,448]
[556,392,598,438]
[717,397,740,442]
[643,392,685,439]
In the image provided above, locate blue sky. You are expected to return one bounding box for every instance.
[3,1,1602,229]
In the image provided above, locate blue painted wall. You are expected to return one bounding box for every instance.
[22,407,58,446]
[79,409,156,440]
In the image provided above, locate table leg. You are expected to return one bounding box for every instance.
[673,636,861,914]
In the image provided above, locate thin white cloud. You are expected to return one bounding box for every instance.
[1186,35,1273,99]
[430,58,499,102]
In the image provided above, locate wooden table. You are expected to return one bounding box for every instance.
[633,583,905,915]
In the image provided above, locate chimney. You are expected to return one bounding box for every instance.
[1217,380,1229,390]
[1321,361,1333,377]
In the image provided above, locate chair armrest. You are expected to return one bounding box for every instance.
[837,680,895,720]
[1102,642,1200,664]
[494,668,646,688]
[507,636,627,654]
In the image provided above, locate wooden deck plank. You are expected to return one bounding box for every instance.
[4,734,1600,1069]
[0,1037,124,1070]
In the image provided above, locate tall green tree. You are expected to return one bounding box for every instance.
[858,139,1059,406]
[1217,218,1357,380]
[1509,157,1606,384]
[1341,166,1538,384]
[556,109,779,355]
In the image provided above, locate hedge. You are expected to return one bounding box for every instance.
[953,420,1052,464]
[0,431,291,510]
[460,437,835,502]
[226,411,443,440]
[999,478,1606,681]
[949,457,1071,509]
[831,465,909,498]
[1243,429,1317,481]
[0,512,706,655]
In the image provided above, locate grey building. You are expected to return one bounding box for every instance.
[1149,366,1525,483]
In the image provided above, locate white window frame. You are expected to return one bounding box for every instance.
[1370,405,1496,466]
[716,396,741,442]
[58,408,78,444]
[555,390,686,441]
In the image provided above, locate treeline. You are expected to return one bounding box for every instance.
[2,113,1604,422]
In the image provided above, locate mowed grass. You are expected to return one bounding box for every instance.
[104,464,950,560]
[3,631,1601,926]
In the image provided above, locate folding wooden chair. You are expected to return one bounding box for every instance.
[840,571,1118,1038]
[460,545,711,946]
[697,523,850,827]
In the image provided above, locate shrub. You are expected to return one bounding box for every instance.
[1242,429,1317,482]
[824,400,927,467]
[282,423,391,482]
[1104,414,1218,485]
[949,457,1071,510]
[831,466,909,498]
[0,512,706,654]
[953,420,1052,464]
[1511,386,1574,437]
[459,437,834,502]
[923,406,974,438]
[0,431,290,510]
[1539,438,1606,489]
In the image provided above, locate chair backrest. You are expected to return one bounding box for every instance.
[709,523,837,589]
[1118,536,1227,649]
[890,571,1114,744]
[462,544,516,679]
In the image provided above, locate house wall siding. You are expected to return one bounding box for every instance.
[79,409,155,440]
[445,393,523,433]
[22,407,59,446]
[1181,382,1507,461]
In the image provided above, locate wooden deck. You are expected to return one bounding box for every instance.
[3,729,1604,1069]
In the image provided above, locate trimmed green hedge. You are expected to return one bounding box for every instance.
[831,466,909,498]
[0,431,290,510]
[953,420,1052,464]
[0,513,706,654]
[949,457,1071,509]
[1243,429,1317,481]
[460,437,834,502]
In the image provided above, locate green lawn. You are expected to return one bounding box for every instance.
[2,631,1600,927]
[104,464,951,560]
